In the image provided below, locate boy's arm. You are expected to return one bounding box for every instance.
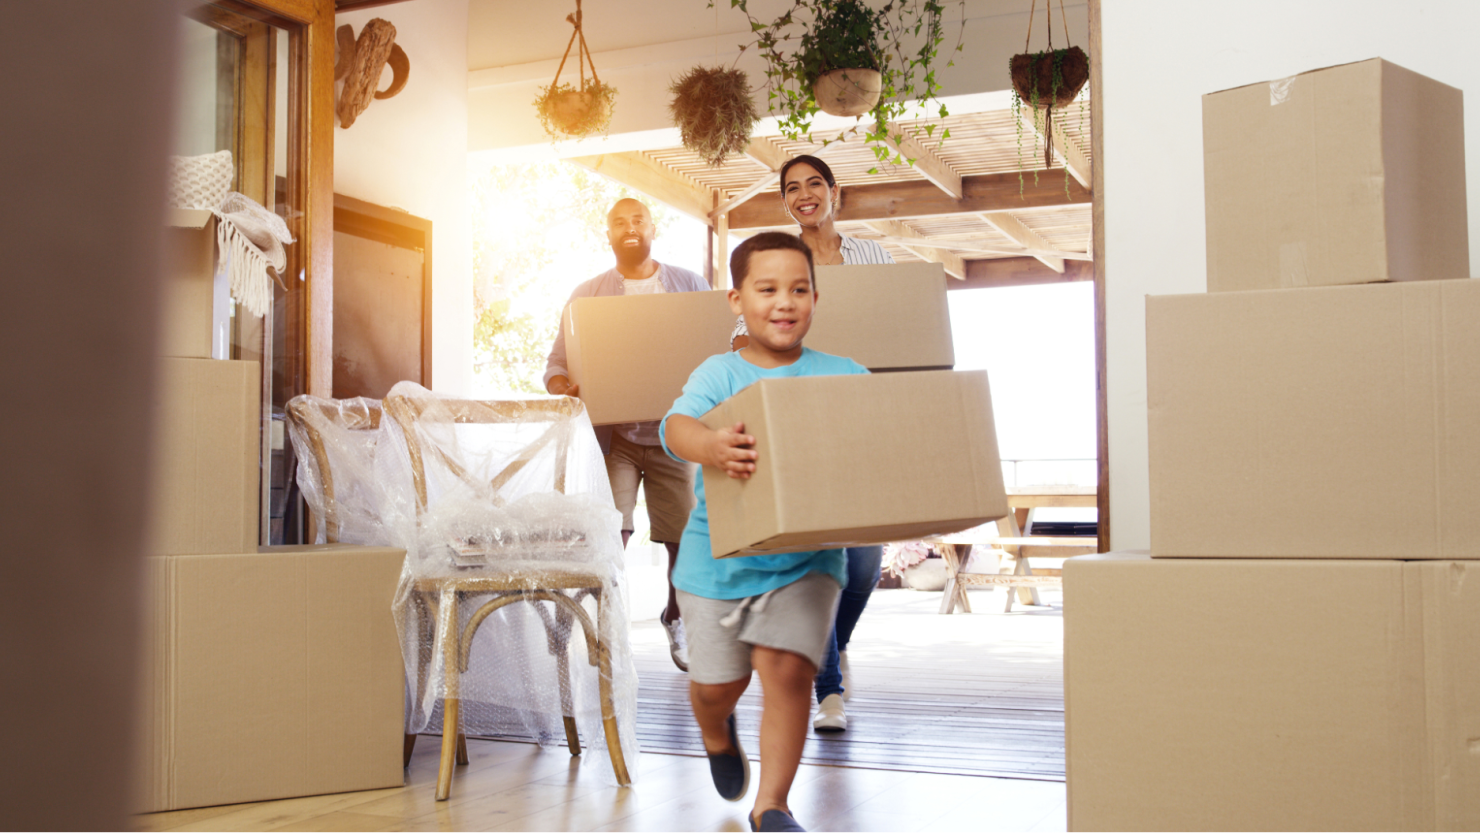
[663,414,758,479]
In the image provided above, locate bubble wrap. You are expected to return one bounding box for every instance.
[285,382,639,784]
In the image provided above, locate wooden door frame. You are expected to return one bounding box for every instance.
[1089,0,1108,553]
[213,0,336,398]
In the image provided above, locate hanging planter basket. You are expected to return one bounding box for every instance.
[533,0,616,141]
[812,67,883,118]
[1009,46,1088,110]
[669,65,759,167]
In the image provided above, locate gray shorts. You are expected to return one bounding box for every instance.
[605,433,696,544]
[677,572,842,685]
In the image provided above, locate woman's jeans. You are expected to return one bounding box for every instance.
[814,545,883,701]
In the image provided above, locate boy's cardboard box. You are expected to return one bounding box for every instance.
[1147,278,1480,559]
[147,357,259,556]
[134,544,407,813]
[1064,552,1480,831]
[699,369,1007,558]
[563,263,954,425]
[1203,58,1468,292]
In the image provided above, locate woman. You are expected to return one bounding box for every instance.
[731,154,889,734]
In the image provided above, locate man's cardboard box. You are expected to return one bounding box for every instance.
[160,209,219,358]
[134,544,406,813]
[564,290,734,425]
[1203,58,1468,292]
[1147,279,1480,558]
[699,370,1006,558]
[563,263,954,425]
[1064,552,1480,831]
[805,262,954,371]
[147,357,259,555]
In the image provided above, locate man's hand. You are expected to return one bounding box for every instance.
[708,422,757,479]
[547,375,580,399]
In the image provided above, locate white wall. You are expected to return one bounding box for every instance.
[334,0,473,394]
[1102,0,1480,549]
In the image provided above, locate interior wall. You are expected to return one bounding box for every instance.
[334,0,473,394]
[1101,0,1480,550]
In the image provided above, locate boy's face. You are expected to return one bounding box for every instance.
[728,249,817,355]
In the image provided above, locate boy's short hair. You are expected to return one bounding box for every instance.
[730,232,815,290]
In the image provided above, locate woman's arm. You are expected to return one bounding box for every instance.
[664,414,758,479]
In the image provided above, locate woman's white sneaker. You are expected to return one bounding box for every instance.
[812,693,847,732]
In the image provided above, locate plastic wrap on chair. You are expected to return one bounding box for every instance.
[378,381,639,784]
[284,394,387,545]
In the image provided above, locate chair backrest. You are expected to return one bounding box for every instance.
[382,395,586,517]
[284,394,383,543]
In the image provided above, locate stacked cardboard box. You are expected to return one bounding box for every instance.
[137,359,405,810]
[1066,59,1479,831]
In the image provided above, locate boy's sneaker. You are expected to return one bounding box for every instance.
[707,714,750,801]
[839,650,852,701]
[751,809,806,832]
[660,609,689,672]
[812,693,847,732]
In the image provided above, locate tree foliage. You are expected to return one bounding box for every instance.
[471,162,684,395]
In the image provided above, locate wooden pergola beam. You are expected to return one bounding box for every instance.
[980,212,1066,273]
[729,170,1090,230]
[952,257,1093,290]
[864,220,966,279]
[1016,107,1091,190]
[567,152,715,223]
[882,122,963,200]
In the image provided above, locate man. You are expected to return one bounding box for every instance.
[544,197,708,671]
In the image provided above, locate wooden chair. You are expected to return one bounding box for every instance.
[382,393,631,800]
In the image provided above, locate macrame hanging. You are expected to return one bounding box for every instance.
[533,0,616,140]
[1010,0,1089,168]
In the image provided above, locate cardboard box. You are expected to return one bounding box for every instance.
[805,262,954,371]
[160,209,216,358]
[1203,58,1468,292]
[1064,552,1480,831]
[699,370,1007,558]
[564,290,734,425]
[147,358,260,555]
[1147,279,1480,558]
[135,544,407,813]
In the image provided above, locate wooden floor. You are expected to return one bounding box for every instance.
[135,585,1068,832]
[632,586,1065,780]
[136,738,1067,832]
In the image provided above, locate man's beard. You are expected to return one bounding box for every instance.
[612,238,652,269]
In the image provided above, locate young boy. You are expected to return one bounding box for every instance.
[660,231,868,833]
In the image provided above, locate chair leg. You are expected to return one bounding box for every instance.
[554,611,582,757]
[594,594,631,786]
[403,733,417,767]
[456,732,469,766]
[436,699,459,800]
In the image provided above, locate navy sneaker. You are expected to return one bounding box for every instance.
[706,714,750,801]
[750,808,806,831]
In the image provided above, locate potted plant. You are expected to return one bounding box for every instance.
[721,0,965,174]
[1009,0,1088,194]
[669,65,760,166]
[533,1,617,141]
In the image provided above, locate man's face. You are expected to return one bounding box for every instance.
[606,200,655,268]
[727,249,816,354]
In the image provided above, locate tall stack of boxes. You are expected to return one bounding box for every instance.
[1066,59,1480,831]
[136,215,406,812]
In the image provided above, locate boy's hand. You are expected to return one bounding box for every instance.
[710,421,758,479]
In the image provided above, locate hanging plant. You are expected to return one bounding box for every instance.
[669,66,759,167]
[716,0,966,174]
[1009,0,1089,196]
[533,0,617,141]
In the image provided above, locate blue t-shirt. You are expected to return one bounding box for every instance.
[659,348,870,600]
